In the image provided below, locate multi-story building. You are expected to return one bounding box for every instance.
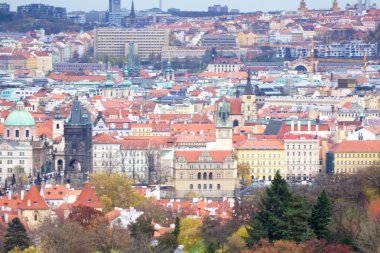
[208,5,229,14]
[173,150,238,198]
[94,28,170,60]
[109,0,121,12]
[0,3,10,12]
[327,140,380,174]
[201,34,237,48]
[93,135,154,184]
[53,63,106,73]
[235,139,285,181]
[284,134,321,181]
[17,4,67,19]
[161,46,207,60]
[207,58,243,73]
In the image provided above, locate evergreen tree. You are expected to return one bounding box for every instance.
[205,242,216,253]
[309,190,332,239]
[172,217,180,238]
[246,171,292,246]
[3,218,30,253]
[284,194,314,242]
[129,216,155,240]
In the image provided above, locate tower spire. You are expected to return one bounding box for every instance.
[130,0,136,17]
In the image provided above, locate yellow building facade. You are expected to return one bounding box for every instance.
[236,139,285,181]
[332,140,380,174]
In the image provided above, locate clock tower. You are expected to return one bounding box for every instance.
[215,97,233,150]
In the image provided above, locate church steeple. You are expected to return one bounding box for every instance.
[130,0,136,18]
[244,71,255,95]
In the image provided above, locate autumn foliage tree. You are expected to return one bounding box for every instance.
[90,173,144,212]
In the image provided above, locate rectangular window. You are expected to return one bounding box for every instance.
[15,130,19,138]
[217,184,221,190]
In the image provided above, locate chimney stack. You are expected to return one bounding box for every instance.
[21,190,25,200]
[27,200,31,207]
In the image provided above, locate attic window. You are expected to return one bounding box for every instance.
[88,198,92,203]
[34,201,38,205]
[59,192,63,195]
[47,192,51,195]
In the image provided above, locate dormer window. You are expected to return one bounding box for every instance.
[34,201,38,205]
[88,198,92,203]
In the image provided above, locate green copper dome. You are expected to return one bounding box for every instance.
[5,102,36,127]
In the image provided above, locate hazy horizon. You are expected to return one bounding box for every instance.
[3,0,356,12]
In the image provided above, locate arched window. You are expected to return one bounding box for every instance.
[198,184,201,190]
[197,172,201,180]
[233,119,239,127]
[190,184,193,190]
[203,172,207,180]
[209,184,213,189]
[209,172,213,180]
[56,123,60,129]
[203,184,207,189]
[34,213,38,221]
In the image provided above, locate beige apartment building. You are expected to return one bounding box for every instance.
[94,28,170,60]
[173,150,238,198]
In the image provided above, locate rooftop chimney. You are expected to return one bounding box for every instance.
[27,200,31,207]
[21,190,25,201]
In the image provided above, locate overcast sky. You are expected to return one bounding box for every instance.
[4,0,356,12]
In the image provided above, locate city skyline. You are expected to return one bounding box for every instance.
[3,0,355,12]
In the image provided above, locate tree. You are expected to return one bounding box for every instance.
[205,242,216,253]
[177,218,202,251]
[3,218,30,253]
[238,163,251,185]
[247,240,305,253]
[200,217,239,252]
[129,216,155,240]
[246,171,292,246]
[68,206,105,228]
[38,221,92,253]
[91,173,144,212]
[172,217,180,238]
[156,232,178,253]
[284,194,314,242]
[8,247,41,253]
[309,190,332,239]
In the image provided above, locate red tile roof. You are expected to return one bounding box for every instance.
[73,183,102,209]
[19,185,49,210]
[333,140,380,153]
[175,150,233,163]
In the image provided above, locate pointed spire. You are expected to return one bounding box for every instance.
[244,71,255,95]
[130,0,136,17]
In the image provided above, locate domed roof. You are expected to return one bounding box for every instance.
[5,102,36,127]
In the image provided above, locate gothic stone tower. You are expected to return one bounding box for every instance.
[64,99,93,185]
